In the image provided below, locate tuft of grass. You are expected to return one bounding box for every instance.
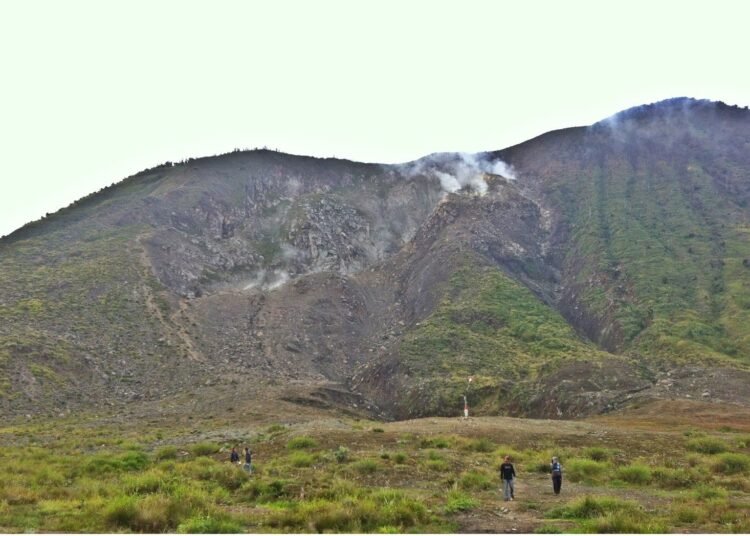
[288,452,315,468]
[393,452,407,464]
[615,463,652,485]
[444,490,478,514]
[546,495,639,520]
[578,513,666,533]
[459,470,494,491]
[467,437,495,453]
[333,446,350,463]
[419,436,451,449]
[686,437,730,454]
[286,436,317,450]
[565,458,609,483]
[190,442,220,457]
[154,446,178,461]
[582,446,614,461]
[711,452,750,475]
[177,515,243,533]
[354,459,379,475]
[692,484,728,500]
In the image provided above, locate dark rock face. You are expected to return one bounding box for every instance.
[3,100,750,419]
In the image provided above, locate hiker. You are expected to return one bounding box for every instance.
[230,446,240,464]
[499,455,516,501]
[243,446,253,474]
[551,456,563,495]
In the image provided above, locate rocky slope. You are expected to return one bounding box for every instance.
[2,98,750,419]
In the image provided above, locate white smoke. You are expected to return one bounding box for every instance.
[242,269,290,291]
[397,152,516,196]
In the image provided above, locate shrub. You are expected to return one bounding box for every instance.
[686,437,730,454]
[354,459,379,474]
[712,453,750,475]
[85,451,149,474]
[616,464,652,484]
[468,438,495,453]
[565,459,609,483]
[372,428,385,433]
[190,442,220,457]
[393,452,407,464]
[419,436,450,449]
[582,447,613,461]
[460,470,494,490]
[178,515,243,533]
[122,470,167,494]
[692,484,727,500]
[334,446,350,463]
[547,496,639,519]
[672,505,707,523]
[445,490,478,514]
[289,452,314,467]
[286,436,317,450]
[104,495,138,528]
[651,466,696,489]
[579,513,666,533]
[155,446,178,461]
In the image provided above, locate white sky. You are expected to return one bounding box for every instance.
[1,0,749,237]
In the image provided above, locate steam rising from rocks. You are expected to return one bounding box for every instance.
[398,152,516,195]
[242,269,290,291]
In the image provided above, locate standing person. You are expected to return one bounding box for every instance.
[230,446,240,464]
[499,455,516,501]
[551,456,563,495]
[244,446,253,474]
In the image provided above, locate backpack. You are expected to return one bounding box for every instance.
[551,462,562,475]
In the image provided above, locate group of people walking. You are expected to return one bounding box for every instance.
[498,455,563,501]
[229,446,253,473]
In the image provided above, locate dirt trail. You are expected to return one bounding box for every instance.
[136,232,205,362]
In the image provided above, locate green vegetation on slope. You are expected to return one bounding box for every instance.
[399,261,609,414]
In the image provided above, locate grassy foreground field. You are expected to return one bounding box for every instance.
[1,400,750,533]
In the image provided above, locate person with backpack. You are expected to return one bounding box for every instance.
[551,456,563,494]
[499,455,516,501]
[230,446,240,464]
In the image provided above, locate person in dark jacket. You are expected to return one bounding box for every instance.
[499,455,516,501]
[230,446,240,464]
[551,456,563,494]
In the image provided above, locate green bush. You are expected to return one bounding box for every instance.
[692,484,727,500]
[579,513,666,533]
[286,436,317,450]
[459,470,494,490]
[686,437,730,454]
[419,436,450,449]
[712,453,750,475]
[154,446,178,460]
[651,466,697,489]
[103,495,137,528]
[582,447,613,461]
[565,459,609,483]
[354,459,379,474]
[178,515,243,533]
[393,452,407,464]
[85,451,149,475]
[334,446,350,463]
[288,452,315,467]
[468,438,495,453]
[547,496,639,519]
[616,464,652,484]
[445,490,478,514]
[190,442,220,457]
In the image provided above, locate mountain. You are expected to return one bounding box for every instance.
[2,97,750,420]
